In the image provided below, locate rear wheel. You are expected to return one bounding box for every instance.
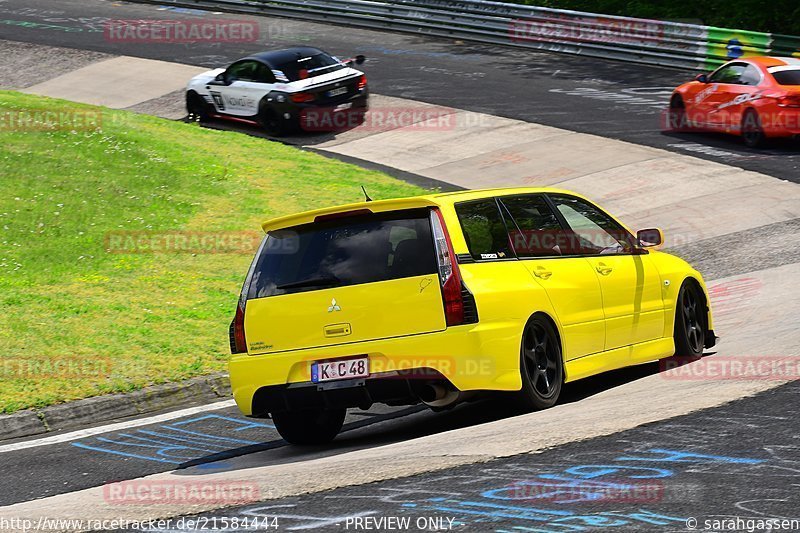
[742,109,765,148]
[258,101,287,136]
[515,316,563,411]
[674,282,706,357]
[271,408,345,445]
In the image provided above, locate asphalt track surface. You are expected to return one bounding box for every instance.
[1,363,663,507]
[0,0,799,183]
[162,380,800,533]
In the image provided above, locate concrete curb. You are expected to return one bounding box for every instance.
[0,373,231,443]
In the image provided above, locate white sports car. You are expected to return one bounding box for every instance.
[186,46,368,135]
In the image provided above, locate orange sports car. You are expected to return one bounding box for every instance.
[667,56,800,147]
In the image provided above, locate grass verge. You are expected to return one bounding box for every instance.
[0,90,427,414]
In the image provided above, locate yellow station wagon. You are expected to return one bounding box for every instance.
[228,187,715,444]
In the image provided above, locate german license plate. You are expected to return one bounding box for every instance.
[311,357,368,383]
[327,87,348,97]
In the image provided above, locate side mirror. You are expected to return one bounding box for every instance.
[215,72,230,85]
[355,54,366,65]
[695,73,708,83]
[637,228,664,248]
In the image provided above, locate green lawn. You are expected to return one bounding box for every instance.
[0,91,427,414]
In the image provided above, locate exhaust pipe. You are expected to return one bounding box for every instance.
[416,382,460,409]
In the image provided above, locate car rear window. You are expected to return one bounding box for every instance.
[772,69,800,85]
[248,209,437,298]
[271,52,345,82]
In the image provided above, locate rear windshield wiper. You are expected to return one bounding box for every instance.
[277,276,340,290]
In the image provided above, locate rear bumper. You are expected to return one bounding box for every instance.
[229,320,522,416]
[273,91,369,132]
[761,108,800,137]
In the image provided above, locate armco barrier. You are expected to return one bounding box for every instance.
[125,0,800,70]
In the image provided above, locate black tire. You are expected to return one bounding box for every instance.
[742,109,765,148]
[667,95,690,132]
[258,101,287,137]
[673,282,706,357]
[515,315,563,411]
[186,91,210,122]
[271,408,345,445]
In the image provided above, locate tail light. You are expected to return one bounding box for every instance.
[357,74,367,90]
[290,92,315,103]
[430,208,465,326]
[229,237,268,354]
[229,301,247,354]
[777,94,800,107]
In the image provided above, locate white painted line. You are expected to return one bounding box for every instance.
[0,399,236,454]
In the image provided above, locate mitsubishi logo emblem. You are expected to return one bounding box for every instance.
[328,298,341,312]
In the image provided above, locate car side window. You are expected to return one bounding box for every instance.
[709,64,747,84]
[739,64,762,86]
[548,195,634,256]
[455,200,513,261]
[226,61,259,83]
[253,63,276,84]
[499,195,567,257]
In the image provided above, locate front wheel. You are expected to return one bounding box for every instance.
[674,282,706,357]
[514,316,563,411]
[186,91,210,122]
[741,109,765,148]
[667,95,690,132]
[271,408,345,445]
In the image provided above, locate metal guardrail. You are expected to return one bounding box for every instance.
[126,0,800,71]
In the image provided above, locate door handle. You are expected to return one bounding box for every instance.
[533,268,553,279]
[595,263,613,275]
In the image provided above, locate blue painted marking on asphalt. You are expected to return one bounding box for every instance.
[168,414,274,431]
[197,461,233,470]
[71,442,181,464]
[394,449,765,531]
[71,413,275,463]
[559,465,673,479]
[615,448,764,464]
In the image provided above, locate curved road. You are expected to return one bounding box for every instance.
[0,0,799,182]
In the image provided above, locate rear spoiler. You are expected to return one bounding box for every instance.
[261,197,438,233]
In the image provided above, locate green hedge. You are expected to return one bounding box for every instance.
[517,1,800,36]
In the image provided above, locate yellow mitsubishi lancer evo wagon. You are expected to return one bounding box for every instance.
[229,187,715,444]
